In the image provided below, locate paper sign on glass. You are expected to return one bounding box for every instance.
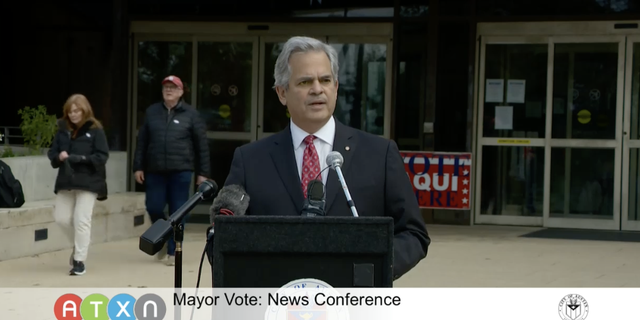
[507,79,526,103]
[495,106,513,130]
[485,79,504,103]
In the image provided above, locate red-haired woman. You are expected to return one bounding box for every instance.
[47,93,109,276]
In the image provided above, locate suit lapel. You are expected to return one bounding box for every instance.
[325,121,355,215]
[269,126,305,213]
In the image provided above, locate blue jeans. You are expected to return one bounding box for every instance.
[145,171,193,256]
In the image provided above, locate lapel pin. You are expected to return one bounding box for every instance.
[345,146,350,151]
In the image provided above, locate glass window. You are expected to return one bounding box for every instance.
[435,22,471,152]
[399,0,429,18]
[330,42,388,135]
[136,41,192,129]
[551,43,619,140]
[395,22,428,150]
[262,42,289,134]
[482,44,548,138]
[196,41,254,133]
[134,40,193,192]
[550,148,615,218]
[477,0,639,16]
[628,42,640,222]
[130,0,396,17]
[480,146,545,217]
[629,149,640,221]
[631,43,640,140]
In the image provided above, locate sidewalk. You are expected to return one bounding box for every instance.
[1,224,638,288]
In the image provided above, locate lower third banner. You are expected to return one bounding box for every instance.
[2,287,638,320]
[400,151,472,210]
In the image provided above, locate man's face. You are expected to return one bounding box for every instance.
[276,51,338,131]
[162,83,183,102]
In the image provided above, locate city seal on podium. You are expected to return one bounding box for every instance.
[264,278,350,320]
[558,293,589,320]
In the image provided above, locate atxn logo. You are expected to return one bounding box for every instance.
[53,293,167,320]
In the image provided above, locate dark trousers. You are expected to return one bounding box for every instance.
[144,171,193,256]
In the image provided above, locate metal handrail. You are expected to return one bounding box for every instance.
[0,126,23,145]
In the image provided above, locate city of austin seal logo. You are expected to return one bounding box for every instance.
[558,293,589,320]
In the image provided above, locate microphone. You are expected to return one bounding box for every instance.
[206,184,250,241]
[205,184,250,266]
[301,179,326,217]
[326,151,359,217]
[139,179,219,256]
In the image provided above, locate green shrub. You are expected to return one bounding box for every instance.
[18,105,58,155]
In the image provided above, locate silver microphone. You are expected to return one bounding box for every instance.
[326,151,359,217]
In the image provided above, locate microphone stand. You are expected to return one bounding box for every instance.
[138,180,219,320]
[169,181,217,320]
[175,223,184,320]
[333,164,359,217]
[175,222,185,288]
[326,152,359,217]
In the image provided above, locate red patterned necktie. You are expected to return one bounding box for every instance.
[301,135,321,198]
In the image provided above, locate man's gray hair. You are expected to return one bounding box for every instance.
[273,36,340,89]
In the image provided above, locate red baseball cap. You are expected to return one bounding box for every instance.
[162,75,184,90]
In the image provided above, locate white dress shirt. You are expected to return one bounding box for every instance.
[290,116,336,187]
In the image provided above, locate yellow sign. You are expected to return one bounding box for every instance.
[577,109,591,124]
[219,104,231,119]
[597,114,608,127]
[497,139,531,145]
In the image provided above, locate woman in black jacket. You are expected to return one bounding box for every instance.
[47,93,109,276]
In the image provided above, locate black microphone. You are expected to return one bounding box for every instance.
[139,180,219,256]
[205,184,250,267]
[301,179,326,217]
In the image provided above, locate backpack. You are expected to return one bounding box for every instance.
[0,159,25,208]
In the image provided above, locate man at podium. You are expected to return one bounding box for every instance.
[224,36,430,280]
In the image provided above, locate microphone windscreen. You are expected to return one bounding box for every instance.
[326,151,344,167]
[308,180,324,201]
[209,184,250,224]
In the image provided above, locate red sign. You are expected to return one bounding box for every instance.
[400,151,472,210]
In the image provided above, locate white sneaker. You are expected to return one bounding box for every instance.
[155,245,167,262]
[165,255,175,266]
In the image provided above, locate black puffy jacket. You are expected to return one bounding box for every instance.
[48,119,109,200]
[133,101,210,177]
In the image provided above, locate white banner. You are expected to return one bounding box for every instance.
[2,283,637,320]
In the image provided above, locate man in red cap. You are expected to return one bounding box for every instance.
[162,75,183,90]
[133,75,211,266]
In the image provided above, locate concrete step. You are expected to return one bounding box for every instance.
[0,192,151,261]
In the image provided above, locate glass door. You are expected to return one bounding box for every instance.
[326,36,393,138]
[130,23,394,221]
[258,36,295,139]
[131,35,194,194]
[190,36,259,214]
[474,22,640,231]
[543,36,626,230]
[474,36,548,227]
[622,35,640,232]
[256,35,393,140]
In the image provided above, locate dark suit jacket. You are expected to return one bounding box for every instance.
[224,119,430,280]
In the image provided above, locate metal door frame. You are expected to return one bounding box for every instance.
[472,21,640,230]
[473,35,548,227]
[622,35,640,232]
[542,35,626,231]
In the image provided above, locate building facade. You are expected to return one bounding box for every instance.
[12,0,639,230]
